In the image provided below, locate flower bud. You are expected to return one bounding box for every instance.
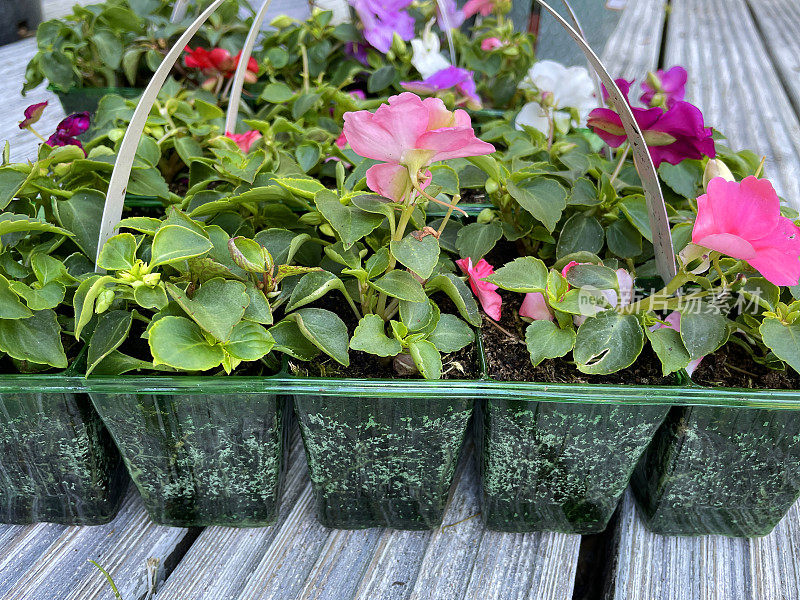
[270,15,294,29]
[477,208,495,224]
[702,158,735,190]
[319,223,335,237]
[299,211,324,225]
[390,33,407,56]
[142,273,161,287]
[95,289,115,314]
[484,178,500,194]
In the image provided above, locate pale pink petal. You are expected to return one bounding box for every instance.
[456,257,502,321]
[366,163,412,201]
[519,292,554,321]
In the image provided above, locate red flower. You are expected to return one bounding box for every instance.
[46,112,91,154]
[184,47,259,88]
[456,257,502,321]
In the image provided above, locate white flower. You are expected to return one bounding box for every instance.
[515,60,596,134]
[313,0,351,25]
[411,20,451,79]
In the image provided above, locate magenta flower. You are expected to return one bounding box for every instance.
[46,112,91,152]
[640,66,687,108]
[436,0,466,29]
[692,177,800,286]
[587,78,715,167]
[481,37,504,51]
[342,92,494,201]
[351,0,414,53]
[463,0,496,18]
[226,130,262,153]
[401,66,482,110]
[520,292,554,321]
[651,311,703,375]
[19,101,48,129]
[457,257,502,321]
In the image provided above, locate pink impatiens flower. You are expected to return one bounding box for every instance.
[46,112,91,152]
[19,101,48,129]
[463,0,496,18]
[520,292,554,321]
[481,37,504,51]
[640,66,687,108]
[456,257,502,321]
[226,130,262,153]
[692,176,800,286]
[342,92,494,201]
[587,78,715,167]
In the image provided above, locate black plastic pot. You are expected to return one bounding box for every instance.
[0,0,41,46]
[632,405,800,537]
[89,385,291,527]
[0,377,126,525]
[477,397,669,534]
[293,394,473,529]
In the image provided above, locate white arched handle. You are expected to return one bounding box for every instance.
[533,0,677,282]
[224,0,275,134]
[96,0,230,269]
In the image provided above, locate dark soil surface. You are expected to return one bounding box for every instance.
[286,293,479,380]
[481,292,674,385]
[692,340,800,390]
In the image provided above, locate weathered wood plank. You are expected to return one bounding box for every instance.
[0,489,192,600]
[665,0,800,204]
[745,0,800,114]
[607,490,800,600]
[601,0,667,80]
[0,523,68,597]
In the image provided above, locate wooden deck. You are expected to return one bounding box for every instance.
[2,1,800,598]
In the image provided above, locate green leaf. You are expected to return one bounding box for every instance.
[507,178,567,232]
[524,320,576,367]
[679,304,729,360]
[399,299,436,332]
[456,222,502,263]
[150,225,213,267]
[0,276,33,319]
[645,326,691,376]
[8,280,65,311]
[228,236,267,272]
[658,161,703,198]
[133,284,169,310]
[0,214,72,238]
[619,196,652,242]
[556,214,604,259]
[484,256,548,293]
[285,308,350,366]
[174,136,204,166]
[73,275,116,340]
[149,316,225,371]
[223,321,275,361]
[0,310,67,368]
[350,314,402,357]
[409,339,442,379]
[425,274,481,326]
[56,190,104,256]
[97,233,137,271]
[760,318,800,375]
[287,271,348,312]
[574,312,644,375]
[260,81,294,103]
[565,264,619,291]
[292,92,321,119]
[428,314,474,353]
[243,282,273,325]
[390,234,440,279]
[368,65,396,92]
[269,320,320,361]
[315,190,384,249]
[0,167,27,210]
[370,270,428,303]
[166,278,249,342]
[567,177,600,206]
[275,177,327,199]
[295,143,321,172]
[87,310,132,375]
[606,218,642,258]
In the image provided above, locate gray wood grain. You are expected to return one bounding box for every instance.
[665,0,800,205]
[606,490,800,600]
[601,0,667,80]
[0,488,191,600]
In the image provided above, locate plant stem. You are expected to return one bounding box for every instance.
[26,126,48,143]
[436,194,460,235]
[546,108,555,150]
[608,144,630,185]
[300,44,310,93]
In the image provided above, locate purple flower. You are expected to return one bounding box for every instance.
[436,0,465,29]
[401,66,482,110]
[588,77,714,167]
[46,112,91,154]
[640,66,687,108]
[345,42,370,65]
[19,101,48,129]
[350,0,414,53]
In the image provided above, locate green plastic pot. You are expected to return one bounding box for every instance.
[51,86,142,115]
[89,381,291,527]
[0,375,126,525]
[477,396,670,534]
[294,393,473,529]
[632,402,800,537]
